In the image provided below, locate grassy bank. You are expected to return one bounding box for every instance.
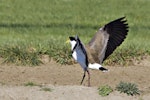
[0,0,149,65]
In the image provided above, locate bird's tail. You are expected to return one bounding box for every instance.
[99,67,108,72]
[88,63,108,72]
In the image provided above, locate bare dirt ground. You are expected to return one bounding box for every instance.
[0,57,150,100]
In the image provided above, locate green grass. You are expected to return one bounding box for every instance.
[40,87,53,92]
[116,81,140,96]
[24,82,39,87]
[24,82,52,92]
[0,0,149,65]
[98,85,113,96]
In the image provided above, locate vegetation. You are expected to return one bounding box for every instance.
[0,44,42,66]
[25,82,52,92]
[24,82,39,87]
[0,0,149,65]
[116,81,140,96]
[40,87,53,92]
[98,85,113,96]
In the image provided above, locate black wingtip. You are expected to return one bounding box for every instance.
[113,16,127,23]
[99,67,108,72]
[104,17,129,32]
[102,17,129,62]
[114,17,128,25]
[117,16,126,21]
[104,17,129,35]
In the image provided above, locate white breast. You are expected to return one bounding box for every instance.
[72,51,77,61]
[70,41,77,50]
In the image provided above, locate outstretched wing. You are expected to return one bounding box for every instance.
[88,17,129,63]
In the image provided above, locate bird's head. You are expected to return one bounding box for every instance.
[66,35,79,50]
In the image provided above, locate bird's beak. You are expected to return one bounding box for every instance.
[65,39,70,44]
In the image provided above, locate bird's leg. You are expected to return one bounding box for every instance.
[87,70,90,87]
[80,71,86,85]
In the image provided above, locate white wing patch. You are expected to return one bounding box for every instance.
[88,63,109,72]
[88,63,103,70]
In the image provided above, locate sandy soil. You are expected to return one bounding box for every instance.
[0,57,150,100]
